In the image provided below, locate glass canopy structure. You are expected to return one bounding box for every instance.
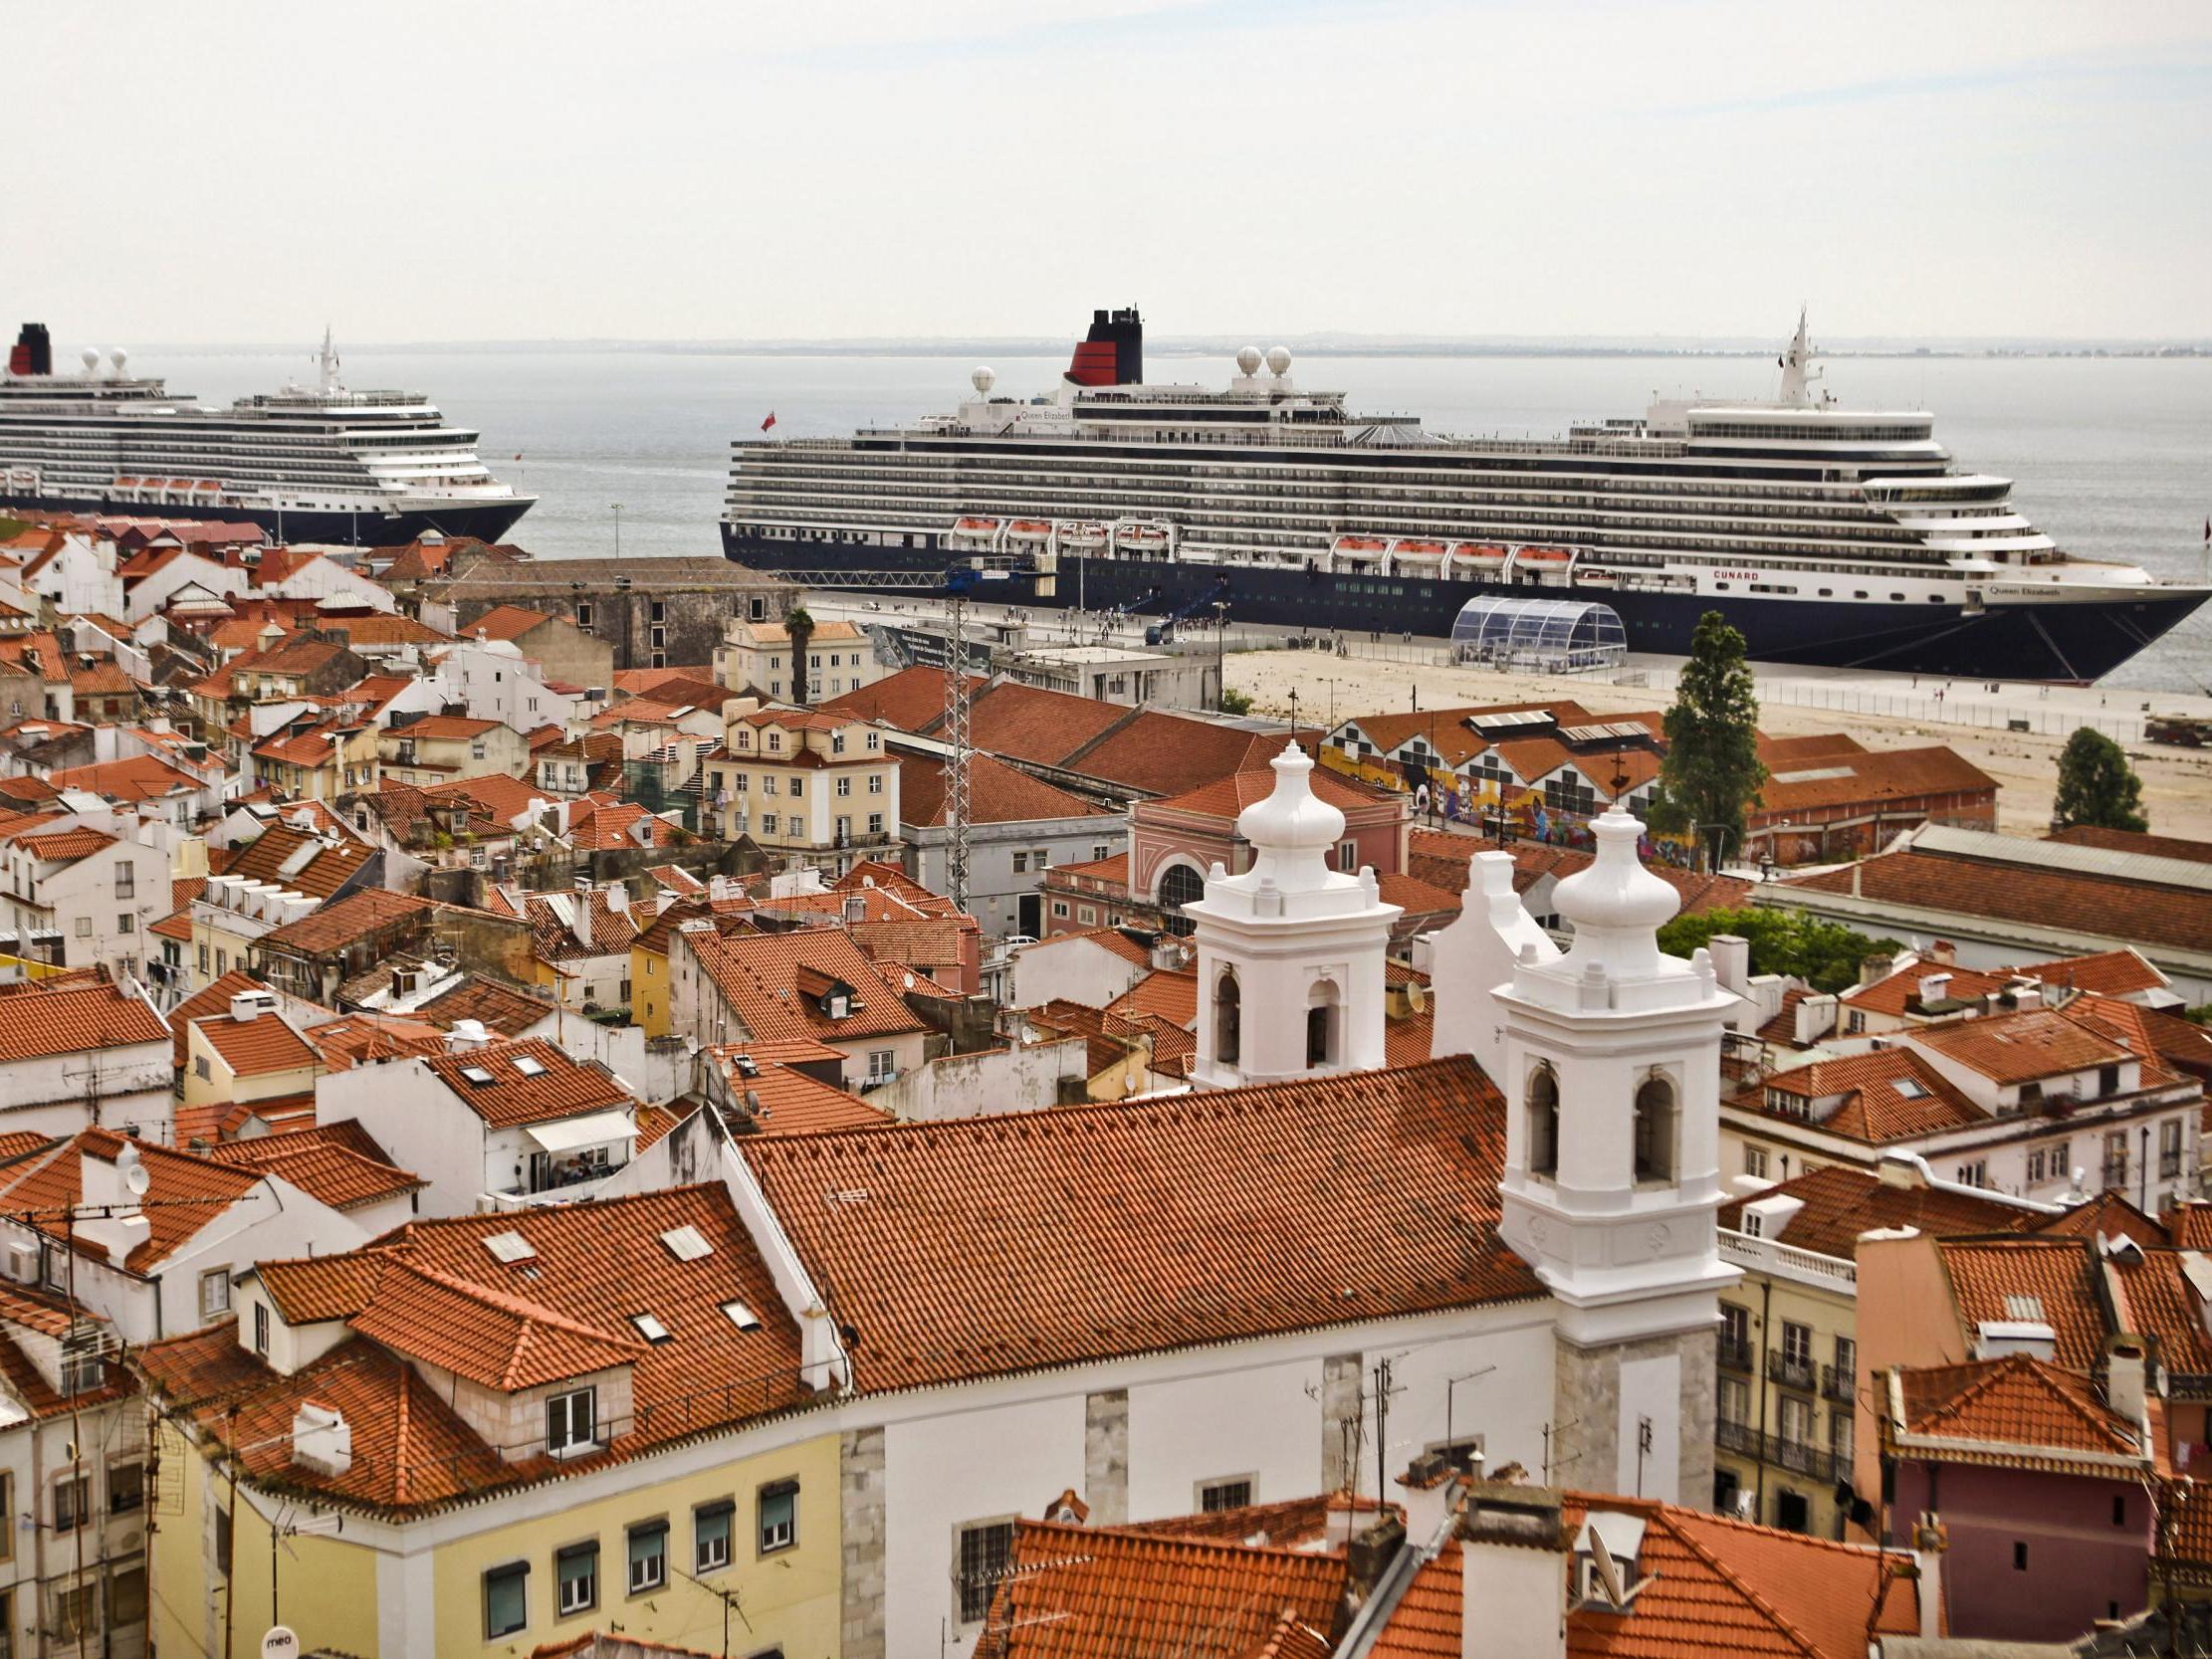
[1448,597,1627,675]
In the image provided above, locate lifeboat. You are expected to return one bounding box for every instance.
[114,477,139,490]
[1573,567,1619,588]
[950,517,1000,544]
[1333,535,1388,559]
[1006,519,1053,542]
[195,481,220,493]
[1117,523,1170,548]
[1391,538,1447,565]
[1057,520,1108,547]
[1453,542,1509,571]
[1515,545,1574,564]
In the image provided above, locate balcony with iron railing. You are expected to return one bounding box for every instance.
[1716,1334,1754,1372]
[2103,1158,2130,1189]
[1713,1420,1837,1483]
[1821,1364,1857,1405]
[1767,1351,1819,1392]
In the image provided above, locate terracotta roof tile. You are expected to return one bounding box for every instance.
[1937,1237,2110,1370]
[685,928,930,1046]
[2010,949,2169,999]
[0,978,168,1062]
[706,1045,893,1136]
[815,666,984,731]
[256,888,438,956]
[1732,1049,1986,1143]
[1105,968,1197,1029]
[1786,848,2212,958]
[424,1036,633,1129]
[2044,824,2212,865]
[202,1132,423,1211]
[349,1259,650,1389]
[1894,1352,2146,1466]
[1910,1006,2132,1086]
[741,1054,1542,1393]
[899,749,1110,827]
[1717,1165,2041,1259]
[191,1008,322,1077]
[0,1132,261,1270]
[975,1517,1347,1659]
[220,823,372,898]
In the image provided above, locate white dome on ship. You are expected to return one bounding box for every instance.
[110,348,128,374]
[971,366,995,395]
[1235,345,1263,376]
[79,347,100,373]
[1265,345,1293,376]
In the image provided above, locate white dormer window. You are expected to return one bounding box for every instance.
[547,1386,597,1458]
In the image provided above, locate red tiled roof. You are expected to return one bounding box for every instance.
[424,1037,633,1129]
[0,978,168,1062]
[14,826,116,862]
[190,1008,322,1077]
[975,1517,1347,1659]
[1733,1049,1985,1143]
[741,1055,1542,1393]
[220,823,372,898]
[202,1130,423,1211]
[0,1132,260,1270]
[2011,949,2169,999]
[706,1045,892,1135]
[684,928,929,1045]
[1717,1165,2041,1259]
[256,889,438,956]
[412,976,554,1037]
[1894,1353,2146,1465]
[465,604,553,642]
[1786,848,2212,957]
[1938,1237,2110,1370]
[899,749,1110,827]
[816,665,984,731]
[1910,1006,2131,1086]
[1105,968,1197,1029]
[350,1259,649,1389]
[48,752,201,803]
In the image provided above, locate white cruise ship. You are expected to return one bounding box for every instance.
[720,308,2207,683]
[0,323,535,545]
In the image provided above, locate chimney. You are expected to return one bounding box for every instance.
[443,1019,490,1054]
[1340,1511,1407,1630]
[1908,1515,1948,1638]
[1975,1320,2058,1361]
[292,1400,353,1476]
[1793,991,1837,1045]
[230,988,277,1023]
[842,895,867,927]
[1707,933,1750,996]
[1928,939,1956,966]
[1859,952,1894,989]
[2104,1336,2149,1430]
[1150,933,1183,972]
[1458,1483,1567,1659]
[604,882,630,917]
[1916,971,1950,1006]
[1877,1152,1930,1190]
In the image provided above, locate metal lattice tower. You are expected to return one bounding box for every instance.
[944,588,973,912]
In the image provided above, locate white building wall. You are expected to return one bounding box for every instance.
[1124,1354,1322,1517]
[317,1061,490,1221]
[1009,937,1147,1010]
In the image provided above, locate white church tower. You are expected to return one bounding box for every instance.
[1184,743,1400,1090]
[1435,799,1737,1505]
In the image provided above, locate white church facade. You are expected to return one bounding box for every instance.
[637,742,1738,1654]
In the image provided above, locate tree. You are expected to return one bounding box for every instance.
[1658,906,1899,995]
[2053,726,2147,833]
[783,605,814,706]
[1647,611,1766,872]
[1217,686,1253,716]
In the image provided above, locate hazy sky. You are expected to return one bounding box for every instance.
[15,0,2212,343]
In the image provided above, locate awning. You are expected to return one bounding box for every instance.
[524,1109,635,1154]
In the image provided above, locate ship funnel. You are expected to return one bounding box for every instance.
[8,323,51,377]
[1065,307,1144,388]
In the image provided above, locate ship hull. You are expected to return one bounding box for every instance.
[0,489,534,548]
[719,525,2205,684]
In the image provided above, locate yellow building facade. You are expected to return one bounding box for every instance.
[149,1416,844,1658]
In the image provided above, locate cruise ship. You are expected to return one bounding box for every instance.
[0,323,535,545]
[720,308,2208,683]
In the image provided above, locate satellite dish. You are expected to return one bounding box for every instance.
[1588,1527,1625,1607]
[115,1143,151,1198]
[262,1628,301,1659]
[1406,979,1428,1013]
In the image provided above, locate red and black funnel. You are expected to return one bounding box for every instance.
[1065,308,1143,387]
[8,323,51,377]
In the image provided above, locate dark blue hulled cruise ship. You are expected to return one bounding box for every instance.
[0,324,534,546]
[720,309,2207,684]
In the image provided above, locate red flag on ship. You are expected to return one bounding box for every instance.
[762,412,777,432]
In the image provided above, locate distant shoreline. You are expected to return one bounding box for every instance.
[117,338,2212,361]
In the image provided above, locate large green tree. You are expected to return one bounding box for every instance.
[1658,906,1899,995]
[2053,726,2148,833]
[1647,611,1767,872]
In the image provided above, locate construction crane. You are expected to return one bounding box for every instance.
[769,559,1032,913]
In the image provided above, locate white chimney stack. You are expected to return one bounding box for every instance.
[292,1400,353,1476]
[1458,1485,1567,1659]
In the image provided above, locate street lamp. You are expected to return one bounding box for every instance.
[611,503,624,559]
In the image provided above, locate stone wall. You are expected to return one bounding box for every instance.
[433,558,795,672]
[1552,1328,1716,1506]
[1084,1388,1130,1524]
[840,1425,888,1659]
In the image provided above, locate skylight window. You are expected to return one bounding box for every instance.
[660,1225,714,1262]
[722,1300,763,1332]
[1894,1078,1928,1099]
[513,1056,547,1078]
[630,1312,673,1345]
[2004,1294,2046,1322]
[483,1230,537,1264]
[460,1066,496,1086]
